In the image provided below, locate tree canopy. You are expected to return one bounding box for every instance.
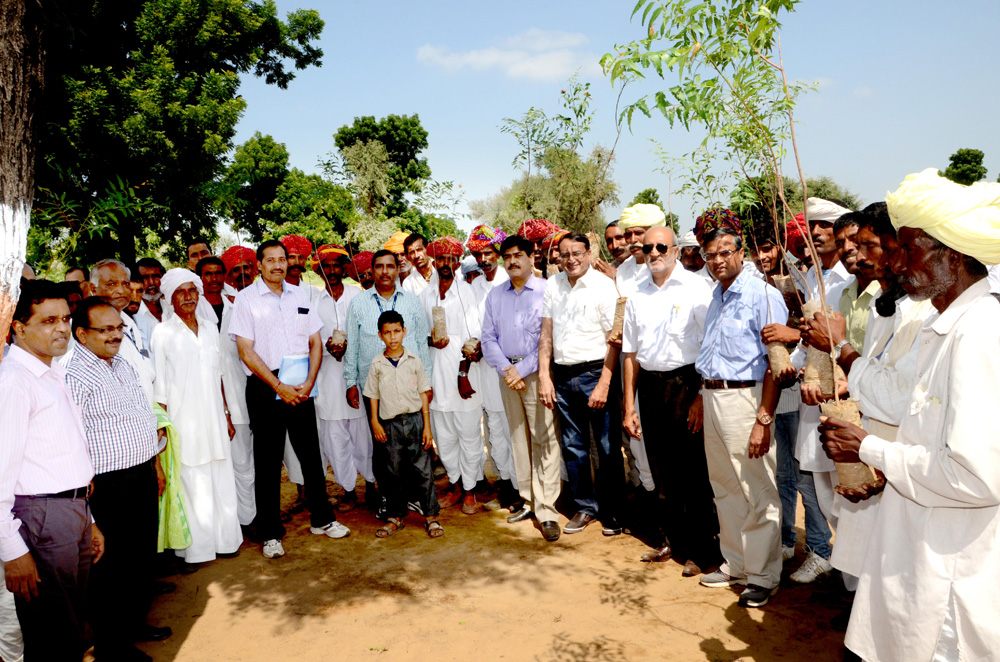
[628,188,679,232]
[941,148,988,186]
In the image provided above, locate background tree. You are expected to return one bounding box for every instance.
[941,148,988,186]
[30,0,324,267]
[219,131,291,241]
[262,168,355,248]
[629,187,679,232]
[337,140,392,215]
[333,114,431,216]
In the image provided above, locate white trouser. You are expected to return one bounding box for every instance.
[319,417,375,491]
[0,562,23,662]
[283,433,304,485]
[431,409,485,491]
[483,408,516,482]
[231,423,256,526]
[813,469,839,531]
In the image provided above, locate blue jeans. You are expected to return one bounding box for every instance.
[774,411,832,558]
[553,362,624,523]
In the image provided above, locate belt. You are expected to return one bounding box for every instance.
[639,363,698,379]
[552,359,604,375]
[507,356,525,364]
[19,485,92,499]
[703,379,756,390]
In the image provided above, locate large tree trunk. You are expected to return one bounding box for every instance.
[0,0,44,363]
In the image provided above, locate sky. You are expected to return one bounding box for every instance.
[234,0,1000,234]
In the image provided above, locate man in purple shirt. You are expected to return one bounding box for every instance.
[481,236,562,541]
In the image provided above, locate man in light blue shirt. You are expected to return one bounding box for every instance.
[694,226,786,609]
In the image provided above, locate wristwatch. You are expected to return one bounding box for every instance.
[757,412,773,426]
[457,371,468,378]
[832,339,850,361]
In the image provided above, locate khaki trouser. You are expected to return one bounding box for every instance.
[500,372,562,522]
[702,384,781,588]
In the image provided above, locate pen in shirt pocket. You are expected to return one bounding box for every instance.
[670,305,679,323]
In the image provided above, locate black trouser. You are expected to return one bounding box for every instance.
[246,373,335,540]
[12,494,91,662]
[363,396,392,502]
[88,457,159,655]
[637,364,722,567]
[380,411,440,519]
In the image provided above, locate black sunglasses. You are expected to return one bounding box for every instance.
[641,243,674,255]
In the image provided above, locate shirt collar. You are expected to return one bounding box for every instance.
[254,277,291,298]
[370,286,399,302]
[507,275,541,292]
[929,278,991,335]
[73,342,122,370]
[639,264,685,292]
[9,343,61,378]
[722,266,752,296]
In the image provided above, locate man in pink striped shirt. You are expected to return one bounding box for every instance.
[1,280,104,661]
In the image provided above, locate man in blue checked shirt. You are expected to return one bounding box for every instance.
[344,250,433,514]
[694,226,787,609]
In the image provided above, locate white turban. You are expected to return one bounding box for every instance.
[678,231,700,249]
[160,268,203,306]
[619,204,666,230]
[805,197,852,222]
[886,167,1000,265]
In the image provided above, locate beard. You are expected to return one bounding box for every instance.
[142,292,162,302]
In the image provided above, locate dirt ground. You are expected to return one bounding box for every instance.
[111,475,849,662]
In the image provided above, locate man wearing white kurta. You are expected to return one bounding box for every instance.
[152,270,241,564]
[420,237,486,514]
[820,169,1000,661]
[313,245,374,511]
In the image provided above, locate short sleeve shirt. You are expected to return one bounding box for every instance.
[362,349,432,421]
[542,267,618,365]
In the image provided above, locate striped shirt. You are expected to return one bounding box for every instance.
[0,345,95,562]
[344,287,433,391]
[65,344,158,474]
[228,278,324,376]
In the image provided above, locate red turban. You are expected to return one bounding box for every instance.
[280,234,313,257]
[466,225,507,252]
[426,236,464,258]
[693,208,742,244]
[785,213,809,253]
[220,246,256,272]
[544,229,568,250]
[352,251,374,274]
[518,218,558,242]
[316,244,350,262]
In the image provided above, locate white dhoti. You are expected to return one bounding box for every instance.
[431,409,485,491]
[319,417,375,491]
[176,457,243,564]
[483,408,516,482]
[0,563,22,662]
[231,423,256,526]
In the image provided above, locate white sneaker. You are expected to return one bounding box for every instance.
[262,539,285,559]
[781,545,796,562]
[790,551,832,583]
[312,521,350,539]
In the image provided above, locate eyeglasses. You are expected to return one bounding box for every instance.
[87,324,125,335]
[558,250,587,261]
[641,243,674,255]
[701,249,739,262]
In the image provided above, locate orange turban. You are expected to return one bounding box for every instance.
[383,231,409,253]
[316,244,350,262]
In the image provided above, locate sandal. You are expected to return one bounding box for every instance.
[375,517,404,538]
[425,519,444,538]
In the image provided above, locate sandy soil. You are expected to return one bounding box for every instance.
[111,476,849,662]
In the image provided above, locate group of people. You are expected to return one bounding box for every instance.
[2,167,999,661]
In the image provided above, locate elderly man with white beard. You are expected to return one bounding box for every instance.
[820,169,1000,662]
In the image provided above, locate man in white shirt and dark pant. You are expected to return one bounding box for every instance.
[539,232,625,536]
[622,226,722,576]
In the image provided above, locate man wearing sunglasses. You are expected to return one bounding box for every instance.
[695,225,786,608]
[621,227,721,576]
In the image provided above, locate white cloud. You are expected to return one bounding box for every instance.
[417,29,601,82]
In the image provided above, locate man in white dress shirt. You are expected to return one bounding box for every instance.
[420,237,487,514]
[821,168,1000,662]
[539,232,625,536]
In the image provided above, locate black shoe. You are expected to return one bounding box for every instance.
[541,521,561,542]
[95,645,152,662]
[738,584,779,608]
[602,518,623,536]
[134,624,172,642]
[506,507,534,523]
[563,511,594,534]
[364,482,380,511]
[153,581,176,596]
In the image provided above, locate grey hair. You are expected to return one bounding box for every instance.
[89,259,131,285]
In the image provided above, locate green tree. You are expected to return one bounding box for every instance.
[339,140,392,215]
[261,168,354,247]
[941,148,987,186]
[333,114,431,216]
[629,187,679,232]
[32,0,324,265]
[219,132,290,241]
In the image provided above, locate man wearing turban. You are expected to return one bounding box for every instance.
[616,203,667,296]
[384,231,413,285]
[678,230,707,275]
[151,269,242,565]
[821,168,1000,662]
[518,219,558,273]
[351,251,375,290]
[280,235,326,290]
[221,246,258,292]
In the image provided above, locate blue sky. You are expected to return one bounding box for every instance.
[235,0,1000,234]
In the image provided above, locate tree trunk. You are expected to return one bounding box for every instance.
[0,0,44,364]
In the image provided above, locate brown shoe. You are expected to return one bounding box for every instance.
[461,492,481,514]
[437,487,462,509]
[682,559,703,577]
[563,511,595,534]
[640,545,672,563]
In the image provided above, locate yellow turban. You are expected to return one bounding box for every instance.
[383,231,410,253]
[886,168,1000,265]
[619,204,666,230]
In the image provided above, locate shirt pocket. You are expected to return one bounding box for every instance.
[718,317,748,360]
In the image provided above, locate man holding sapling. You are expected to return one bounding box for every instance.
[621,225,720,575]
[604,221,629,268]
[821,169,1000,661]
[694,224,787,608]
[539,232,625,537]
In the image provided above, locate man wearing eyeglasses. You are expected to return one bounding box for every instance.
[622,226,721,576]
[65,297,169,660]
[695,225,786,608]
[539,232,625,537]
